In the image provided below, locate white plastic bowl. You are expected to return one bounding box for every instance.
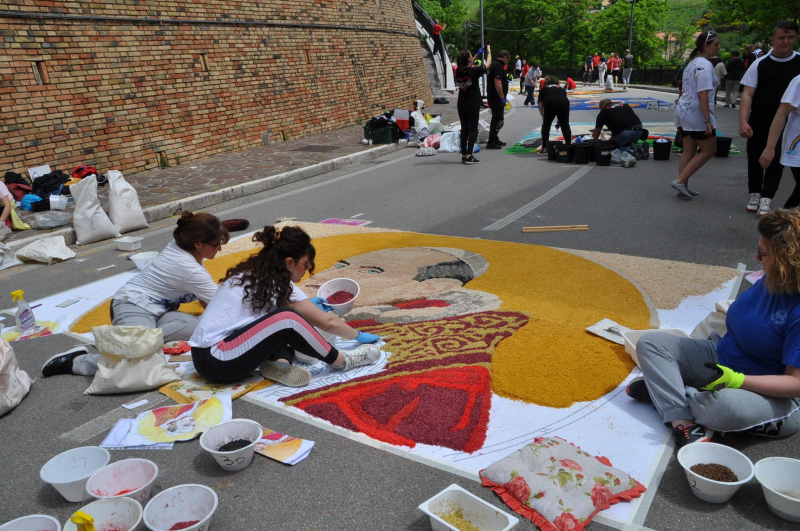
[621,328,688,367]
[143,484,218,531]
[115,236,143,252]
[40,446,111,503]
[0,515,61,531]
[419,483,519,531]
[755,457,800,522]
[129,251,158,270]
[199,419,262,472]
[62,497,142,531]
[317,278,360,316]
[85,458,159,504]
[677,442,754,503]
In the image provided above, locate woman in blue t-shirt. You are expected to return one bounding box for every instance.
[630,210,800,447]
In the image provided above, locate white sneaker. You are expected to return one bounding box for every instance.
[746,193,761,213]
[338,345,381,371]
[757,197,772,217]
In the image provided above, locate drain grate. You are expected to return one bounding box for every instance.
[292,145,338,152]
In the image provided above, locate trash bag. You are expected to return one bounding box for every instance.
[429,121,445,135]
[20,194,43,211]
[16,235,76,264]
[415,147,437,156]
[107,170,149,233]
[31,211,72,230]
[0,338,32,417]
[611,149,623,164]
[478,119,491,143]
[437,131,461,153]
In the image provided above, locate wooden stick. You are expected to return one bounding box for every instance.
[522,225,589,233]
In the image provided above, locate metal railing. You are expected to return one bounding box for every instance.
[539,65,682,86]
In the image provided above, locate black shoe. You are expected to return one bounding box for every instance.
[672,423,713,448]
[485,143,502,150]
[497,140,507,146]
[41,346,89,377]
[462,155,480,164]
[626,378,652,403]
[731,104,736,109]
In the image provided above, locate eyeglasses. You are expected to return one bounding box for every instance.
[203,240,223,250]
[297,260,312,271]
[757,248,769,261]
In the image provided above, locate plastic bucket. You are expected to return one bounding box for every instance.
[85,458,159,504]
[40,446,111,503]
[199,419,263,472]
[677,442,754,503]
[595,143,614,166]
[143,484,218,531]
[573,143,592,164]
[317,278,360,317]
[419,483,519,531]
[546,141,563,161]
[62,498,143,531]
[585,140,601,162]
[0,515,61,531]
[755,457,800,522]
[653,140,672,160]
[715,136,732,157]
[556,144,574,163]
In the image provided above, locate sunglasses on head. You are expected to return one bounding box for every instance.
[703,30,717,46]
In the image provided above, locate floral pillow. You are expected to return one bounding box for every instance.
[479,436,645,531]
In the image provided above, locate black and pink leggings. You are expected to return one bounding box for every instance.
[191,308,338,383]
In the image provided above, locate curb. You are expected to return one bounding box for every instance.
[7,140,409,252]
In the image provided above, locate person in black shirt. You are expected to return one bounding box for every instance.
[486,49,510,149]
[725,50,745,108]
[591,99,649,159]
[537,75,572,151]
[740,20,800,216]
[455,45,491,164]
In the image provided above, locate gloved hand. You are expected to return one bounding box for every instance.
[476,47,485,57]
[310,297,333,313]
[501,98,507,106]
[355,331,380,343]
[694,363,745,391]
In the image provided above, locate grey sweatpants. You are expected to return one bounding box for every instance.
[637,332,800,436]
[72,300,199,376]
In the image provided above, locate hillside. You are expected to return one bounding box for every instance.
[666,0,707,28]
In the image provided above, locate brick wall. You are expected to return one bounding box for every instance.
[0,0,432,175]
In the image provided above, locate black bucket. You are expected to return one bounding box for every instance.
[595,143,614,166]
[547,141,564,161]
[715,136,732,157]
[653,140,672,161]
[584,139,601,162]
[573,143,592,164]
[556,144,574,163]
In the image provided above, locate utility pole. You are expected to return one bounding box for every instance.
[627,0,635,53]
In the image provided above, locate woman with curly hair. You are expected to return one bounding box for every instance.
[189,225,381,387]
[627,210,800,447]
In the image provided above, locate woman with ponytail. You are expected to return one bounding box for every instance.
[188,225,381,387]
[629,210,800,447]
[455,44,491,164]
[671,30,721,199]
[41,211,228,377]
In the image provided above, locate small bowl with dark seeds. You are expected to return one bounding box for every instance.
[677,442,754,503]
[199,419,263,472]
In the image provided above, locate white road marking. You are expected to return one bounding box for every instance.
[482,165,594,231]
[350,213,364,218]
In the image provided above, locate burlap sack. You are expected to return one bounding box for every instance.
[85,325,180,395]
[0,338,33,417]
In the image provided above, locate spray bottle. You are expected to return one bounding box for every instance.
[11,290,36,335]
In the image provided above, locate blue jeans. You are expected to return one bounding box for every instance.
[611,128,643,151]
[523,85,536,105]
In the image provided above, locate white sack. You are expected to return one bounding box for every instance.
[478,119,490,143]
[437,131,462,153]
[71,175,120,245]
[690,300,733,340]
[0,242,22,270]
[0,338,32,417]
[16,235,76,264]
[107,170,149,233]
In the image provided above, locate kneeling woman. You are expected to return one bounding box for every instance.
[189,225,381,387]
[630,210,800,446]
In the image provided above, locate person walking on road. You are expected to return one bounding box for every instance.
[455,45,490,164]
[538,75,572,152]
[622,49,634,90]
[486,49,510,149]
[519,60,529,94]
[759,73,800,208]
[523,61,537,106]
[671,31,721,199]
[592,53,600,83]
[583,56,592,86]
[740,20,800,217]
[725,50,745,108]
[514,55,522,79]
[609,53,621,86]
[598,57,608,88]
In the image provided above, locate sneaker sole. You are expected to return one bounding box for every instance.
[746,206,758,212]
[260,363,311,387]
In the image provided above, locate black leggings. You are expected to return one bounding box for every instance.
[191,308,338,383]
[488,97,505,144]
[458,100,481,155]
[748,125,785,199]
[782,167,800,209]
[541,102,571,148]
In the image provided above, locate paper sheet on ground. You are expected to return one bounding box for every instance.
[101,419,174,450]
[255,426,314,465]
[159,362,273,404]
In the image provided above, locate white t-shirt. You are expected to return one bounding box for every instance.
[113,240,217,316]
[780,74,800,168]
[515,59,522,70]
[598,62,607,73]
[675,57,718,131]
[189,277,308,348]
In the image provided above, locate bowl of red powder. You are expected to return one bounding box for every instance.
[143,484,218,531]
[317,278,360,316]
[85,458,159,504]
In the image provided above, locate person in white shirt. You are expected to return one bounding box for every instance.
[597,59,607,88]
[189,225,382,387]
[42,211,228,377]
[671,31,721,199]
[759,73,800,208]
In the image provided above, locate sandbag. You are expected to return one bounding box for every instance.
[0,242,22,270]
[107,170,149,233]
[85,326,180,395]
[16,235,76,264]
[71,175,120,245]
[0,338,32,417]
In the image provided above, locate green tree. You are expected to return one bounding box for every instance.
[592,0,668,66]
[707,0,800,37]
[418,0,471,54]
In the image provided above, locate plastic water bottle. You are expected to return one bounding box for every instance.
[11,289,36,334]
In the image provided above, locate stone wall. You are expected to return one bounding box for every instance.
[0,1,432,175]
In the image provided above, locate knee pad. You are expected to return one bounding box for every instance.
[496,119,504,131]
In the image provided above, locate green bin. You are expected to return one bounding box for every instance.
[363,125,396,145]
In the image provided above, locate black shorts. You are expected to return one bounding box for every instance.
[678,127,716,140]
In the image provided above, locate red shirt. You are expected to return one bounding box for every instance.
[565,78,576,90]
[521,65,529,79]
[433,24,443,36]
[592,56,600,67]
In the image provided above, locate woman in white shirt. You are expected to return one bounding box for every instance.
[671,31,720,199]
[189,225,381,387]
[759,73,800,208]
[41,211,228,377]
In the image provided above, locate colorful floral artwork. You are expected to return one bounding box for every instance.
[137,395,230,443]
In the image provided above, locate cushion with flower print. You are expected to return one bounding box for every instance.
[479,436,645,531]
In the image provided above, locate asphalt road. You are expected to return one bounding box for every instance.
[2,87,798,530]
